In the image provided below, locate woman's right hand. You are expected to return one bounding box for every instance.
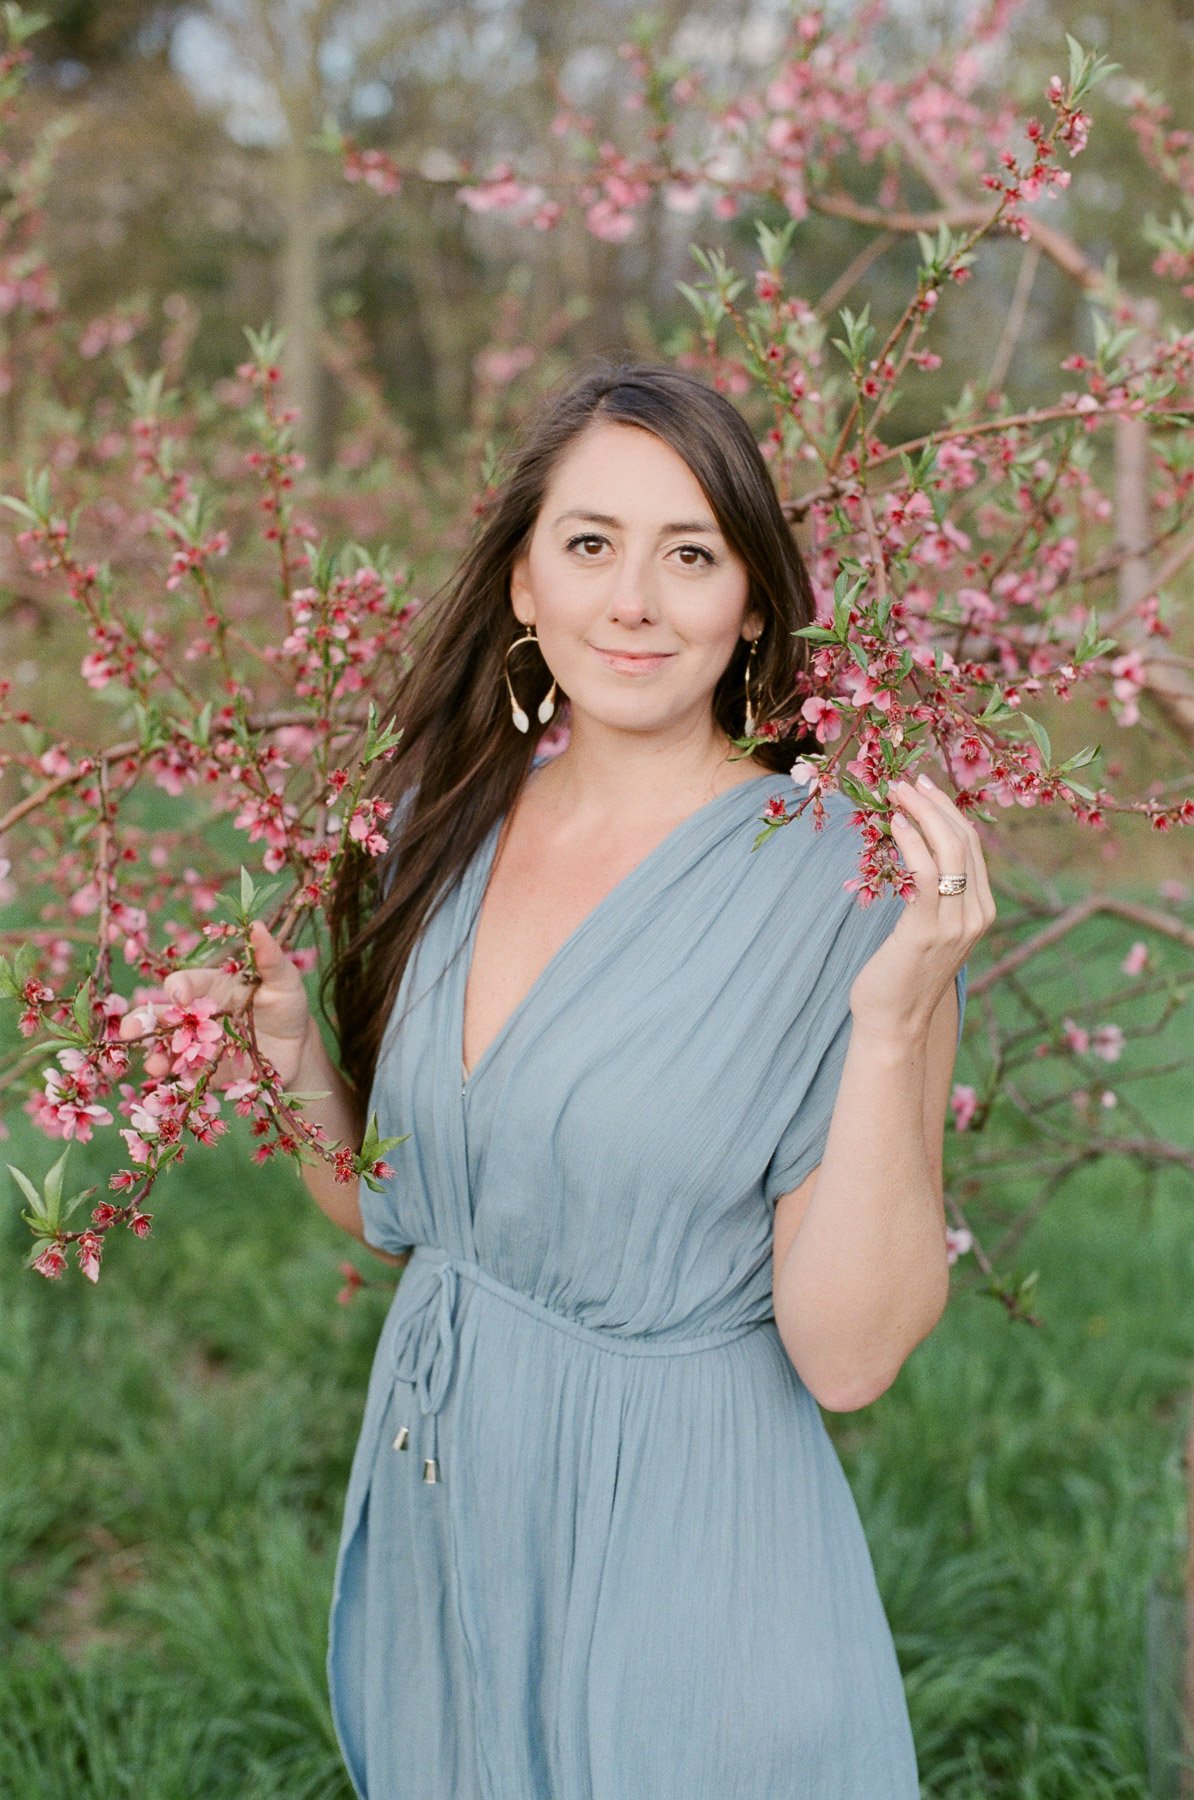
[117,918,316,1091]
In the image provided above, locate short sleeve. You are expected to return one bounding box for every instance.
[762,956,969,1207]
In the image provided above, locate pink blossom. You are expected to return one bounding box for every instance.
[662,180,704,214]
[76,1231,103,1283]
[799,694,844,740]
[337,1261,364,1305]
[1061,1017,1089,1054]
[1121,941,1149,976]
[838,668,891,714]
[1110,650,1145,698]
[950,1085,978,1131]
[1090,1023,1125,1063]
[585,199,638,242]
[38,1051,114,1142]
[945,1226,973,1264]
[32,1242,67,1279]
[474,346,536,386]
[166,996,224,1075]
[457,169,545,216]
[117,1130,153,1173]
[38,745,74,778]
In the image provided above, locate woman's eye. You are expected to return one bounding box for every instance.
[562,535,715,566]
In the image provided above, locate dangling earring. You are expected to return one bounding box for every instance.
[743,635,763,736]
[504,622,558,734]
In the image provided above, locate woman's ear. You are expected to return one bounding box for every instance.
[509,553,533,626]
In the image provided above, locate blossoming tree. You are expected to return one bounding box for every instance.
[1,1,1191,1324]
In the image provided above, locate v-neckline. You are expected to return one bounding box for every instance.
[458,765,780,1096]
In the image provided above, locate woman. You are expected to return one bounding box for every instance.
[123,361,993,1797]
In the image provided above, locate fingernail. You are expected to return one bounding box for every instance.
[892,809,906,826]
[916,771,934,789]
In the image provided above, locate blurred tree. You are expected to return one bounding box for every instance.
[25,0,185,66]
[11,0,1194,460]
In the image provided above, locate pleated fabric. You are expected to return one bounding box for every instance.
[327,762,968,1799]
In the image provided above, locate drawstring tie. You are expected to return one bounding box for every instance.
[388,1259,460,1485]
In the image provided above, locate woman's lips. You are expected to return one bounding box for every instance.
[591,646,677,673]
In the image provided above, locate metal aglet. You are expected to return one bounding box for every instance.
[392,1425,410,1451]
[422,1456,439,1484]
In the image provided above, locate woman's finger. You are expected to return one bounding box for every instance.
[890,776,977,938]
[949,802,998,923]
[907,771,996,926]
[887,796,940,911]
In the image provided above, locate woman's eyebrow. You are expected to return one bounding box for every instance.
[550,508,722,535]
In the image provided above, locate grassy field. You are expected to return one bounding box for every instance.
[1,975,1191,1797]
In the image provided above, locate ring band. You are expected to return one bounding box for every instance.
[937,873,968,897]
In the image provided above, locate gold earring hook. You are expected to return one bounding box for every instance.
[504,623,557,734]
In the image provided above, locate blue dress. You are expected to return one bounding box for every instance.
[327,763,968,1799]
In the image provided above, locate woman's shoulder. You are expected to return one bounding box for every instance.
[766,780,871,873]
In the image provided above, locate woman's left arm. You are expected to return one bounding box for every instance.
[772,769,996,1413]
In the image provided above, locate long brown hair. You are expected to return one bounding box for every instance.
[324,357,821,1125]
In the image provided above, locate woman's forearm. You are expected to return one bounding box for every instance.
[290,1021,409,1268]
[773,1019,949,1412]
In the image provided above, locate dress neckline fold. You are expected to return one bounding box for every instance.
[459,765,781,1095]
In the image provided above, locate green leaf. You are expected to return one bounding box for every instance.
[60,1186,96,1224]
[976,686,1013,723]
[4,6,50,45]
[837,769,881,808]
[71,979,93,1037]
[754,216,798,271]
[44,1144,71,1212]
[310,113,346,156]
[0,493,39,523]
[6,1163,45,1217]
[1020,714,1052,765]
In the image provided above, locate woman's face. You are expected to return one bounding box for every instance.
[509,421,764,739]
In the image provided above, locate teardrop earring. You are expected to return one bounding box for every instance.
[504,623,558,734]
[743,635,763,736]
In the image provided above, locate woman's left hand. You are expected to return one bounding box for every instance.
[847,766,997,1037]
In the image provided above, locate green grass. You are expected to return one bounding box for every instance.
[848,1162,1193,1797]
[1,924,1191,1797]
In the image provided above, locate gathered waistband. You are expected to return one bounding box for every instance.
[384,1244,770,1487]
[406,1243,768,1357]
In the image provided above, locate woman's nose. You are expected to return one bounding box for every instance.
[603,548,658,620]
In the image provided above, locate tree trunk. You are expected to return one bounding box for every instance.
[279,131,323,467]
[1114,365,1194,748]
